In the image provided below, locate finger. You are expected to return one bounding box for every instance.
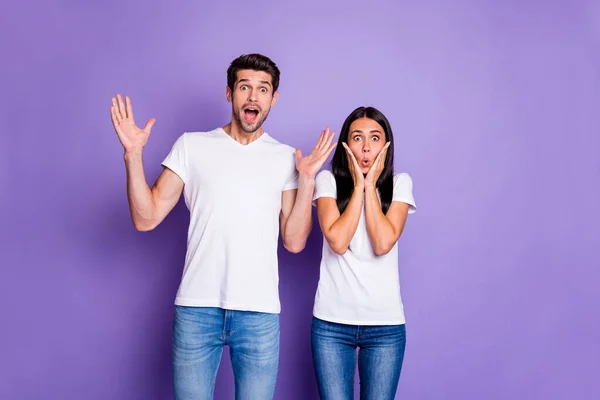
[117,94,127,119]
[374,151,385,169]
[380,143,391,162]
[125,96,134,121]
[295,148,302,159]
[376,148,386,163]
[376,143,390,162]
[376,152,387,171]
[312,130,324,153]
[321,142,337,163]
[112,97,123,121]
[143,118,156,133]
[320,127,332,150]
[352,155,362,171]
[343,143,353,160]
[342,144,354,165]
[326,142,337,157]
[110,106,120,130]
[346,152,356,175]
[315,141,337,168]
[320,131,335,154]
[315,127,327,150]
[345,146,359,167]
[377,153,386,169]
[345,146,361,169]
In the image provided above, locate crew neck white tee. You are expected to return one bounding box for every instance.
[313,169,416,325]
[161,127,298,314]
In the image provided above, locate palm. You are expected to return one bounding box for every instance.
[343,143,365,187]
[296,128,337,178]
[296,150,325,177]
[365,164,380,186]
[110,94,155,153]
[365,143,390,186]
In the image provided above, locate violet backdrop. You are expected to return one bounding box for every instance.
[1,1,599,399]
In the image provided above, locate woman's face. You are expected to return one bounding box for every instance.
[346,117,387,174]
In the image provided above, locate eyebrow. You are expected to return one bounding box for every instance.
[350,129,382,134]
[237,79,272,88]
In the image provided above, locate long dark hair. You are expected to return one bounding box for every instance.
[331,106,395,214]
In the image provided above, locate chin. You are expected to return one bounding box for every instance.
[240,124,257,133]
[240,117,265,133]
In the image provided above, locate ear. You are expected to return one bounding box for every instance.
[226,86,232,103]
[270,90,279,107]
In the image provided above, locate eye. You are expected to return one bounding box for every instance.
[353,135,362,141]
[240,85,248,91]
[372,136,380,141]
[260,87,268,93]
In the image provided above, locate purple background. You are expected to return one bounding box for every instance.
[2,1,599,399]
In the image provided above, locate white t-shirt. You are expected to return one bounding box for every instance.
[161,127,298,314]
[313,170,416,325]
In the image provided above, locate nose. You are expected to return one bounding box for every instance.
[247,88,257,102]
[362,141,370,153]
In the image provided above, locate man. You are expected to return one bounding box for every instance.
[110,53,335,399]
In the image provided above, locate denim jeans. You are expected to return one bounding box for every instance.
[311,317,406,400]
[172,306,279,400]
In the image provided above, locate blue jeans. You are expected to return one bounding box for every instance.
[311,317,406,400]
[172,306,279,400]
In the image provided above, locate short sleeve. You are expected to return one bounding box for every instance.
[393,173,416,214]
[282,149,299,191]
[313,170,337,203]
[161,133,187,183]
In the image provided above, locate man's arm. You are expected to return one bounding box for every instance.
[111,94,183,231]
[125,153,184,231]
[279,174,315,253]
[279,128,337,253]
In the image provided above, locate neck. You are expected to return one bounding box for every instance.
[222,118,264,145]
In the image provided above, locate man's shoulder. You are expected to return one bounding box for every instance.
[177,128,224,146]
[185,128,223,139]
[261,133,296,154]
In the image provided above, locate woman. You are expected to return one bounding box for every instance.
[311,106,417,399]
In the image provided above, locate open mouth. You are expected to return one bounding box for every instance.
[243,107,259,122]
[361,159,371,168]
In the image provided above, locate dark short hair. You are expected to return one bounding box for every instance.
[227,53,280,92]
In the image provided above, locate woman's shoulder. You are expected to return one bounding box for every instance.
[316,169,336,185]
[314,169,337,201]
[393,172,413,185]
[317,169,335,179]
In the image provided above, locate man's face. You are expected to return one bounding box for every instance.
[226,69,278,133]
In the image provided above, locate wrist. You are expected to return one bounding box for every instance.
[354,182,365,192]
[298,172,316,188]
[124,149,143,162]
[365,182,377,191]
